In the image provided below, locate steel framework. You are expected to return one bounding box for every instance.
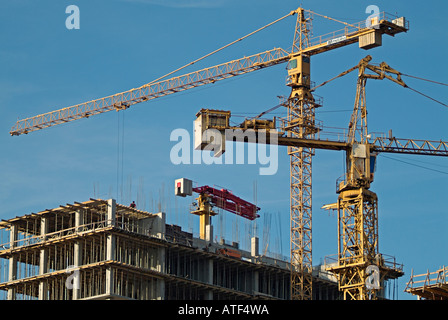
[328,188,379,300]
[287,94,317,300]
[9,6,414,301]
[9,48,289,136]
[286,8,316,301]
[194,53,447,299]
[192,185,260,221]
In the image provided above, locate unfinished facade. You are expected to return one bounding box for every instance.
[0,198,340,300]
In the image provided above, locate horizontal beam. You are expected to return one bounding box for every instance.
[303,13,408,56]
[223,131,448,156]
[222,130,349,151]
[10,48,290,136]
[371,137,448,157]
[278,136,348,150]
[192,185,260,220]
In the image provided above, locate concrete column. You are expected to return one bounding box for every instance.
[75,209,83,233]
[156,277,165,300]
[106,199,116,297]
[107,199,116,227]
[7,224,17,300]
[156,244,165,299]
[38,216,48,300]
[250,238,260,295]
[105,267,114,297]
[204,258,214,300]
[106,231,116,296]
[74,210,84,268]
[150,212,166,239]
[151,212,166,299]
[73,210,83,300]
[253,271,259,295]
[205,225,213,242]
[156,230,165,300]
[251,236,259,257]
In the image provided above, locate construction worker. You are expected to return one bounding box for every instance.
[130,201,136,208]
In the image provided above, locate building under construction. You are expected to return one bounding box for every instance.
[0,198,344,300]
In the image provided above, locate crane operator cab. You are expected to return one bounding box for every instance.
[286,54,311,89]
[340,143,378,192]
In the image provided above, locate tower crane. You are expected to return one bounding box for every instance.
[195,54,448,300]
[174,178,260,241]
[9,9,409,137]
[9,7,414,300]
[322,56,415,300]
[324,56,447,300]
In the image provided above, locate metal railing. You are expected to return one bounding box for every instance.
[0,219,156,251]
[307,12,409,51]
[324,253,404,272]
[405,266,448,291]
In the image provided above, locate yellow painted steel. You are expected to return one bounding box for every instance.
[190,194,217,241]
[8,5,417,302]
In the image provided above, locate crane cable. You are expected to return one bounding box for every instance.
[400,72,448,107]
[405,86,448,108]
[144,11,294,87]
[145,8,369,87]
[401,73,448,87]
[380,154,448,175]
[312,65,448,107]
[252,103,284,119]
[250,68,448,120]
[304,9,361,30]
[311,64,359,91]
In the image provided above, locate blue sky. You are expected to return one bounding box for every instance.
[0,0,447,299]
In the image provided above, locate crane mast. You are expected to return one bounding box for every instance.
[329,58,412,300]
[287,8,317,300]
[284,7,408,300]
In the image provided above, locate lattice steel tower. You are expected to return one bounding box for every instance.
[286,8,319,300]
